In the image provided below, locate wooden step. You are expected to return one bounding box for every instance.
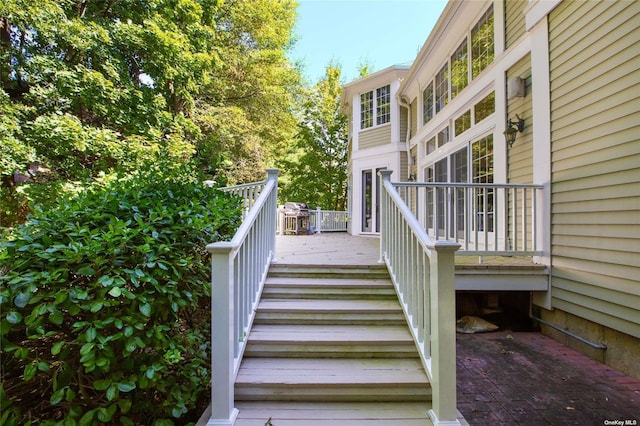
[244,324,418,358]
[235,358,431,402]
[254,298,407,325]
[268,264,390,280]
[232,401,435,426]
[262,277,396,299]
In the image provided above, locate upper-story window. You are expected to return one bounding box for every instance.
[451,38,468,99]
[360,91,373,129]
[423,82,434,125]
[471,5,494,78]
[376,85,391,125]
[420,5,494,125]
[360,84,391,129]
[434,64,448,114]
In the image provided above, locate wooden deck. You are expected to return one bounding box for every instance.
[275,234,548,291]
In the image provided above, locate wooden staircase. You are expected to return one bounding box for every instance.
[232,264,435,425]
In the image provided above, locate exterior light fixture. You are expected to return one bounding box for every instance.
[504,114,525,147]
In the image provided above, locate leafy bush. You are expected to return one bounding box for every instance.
[0,162,241,425]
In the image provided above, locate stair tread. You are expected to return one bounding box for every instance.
[257,299,402,312]
[236,357,429,385]
[265,277,393,287]
[248,324,413,343]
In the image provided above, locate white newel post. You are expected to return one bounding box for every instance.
[207,243,239,426]
[428,240,461,426]
[379,170,392,264]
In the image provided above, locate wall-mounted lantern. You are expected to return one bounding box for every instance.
[503,114,525,147]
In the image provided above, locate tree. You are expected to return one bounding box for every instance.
[0,0,301,225]
[279,64,348,210]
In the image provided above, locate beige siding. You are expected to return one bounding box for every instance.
[400,107,408,144]
[410,99,418,139]
[400,152,408,183]
[359,125,391,150]
[505,0,526,48]
[549,0,640,338]
[506,55,534,251]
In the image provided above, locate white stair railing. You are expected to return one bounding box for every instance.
[206,169,279,426]
[379,170,461,426]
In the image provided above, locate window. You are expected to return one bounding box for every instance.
[437,126,450,147]
[471,5,494,79]
[425,136,436,155]
[376,85,390,125]
[435,64,448,113]
[423,82,434,124]
[472,135,494,231]
[451,38,468,99]
[360,84,390,129]
[455,110,471,136]
[360,91,373,129]
[474,92,495,123]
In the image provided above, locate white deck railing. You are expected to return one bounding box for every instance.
[379,170,461,426]
[276,208,348,234]
[395,181,543,256]
[206,169,279,426]
[311,208,348,232]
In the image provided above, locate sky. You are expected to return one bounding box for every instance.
[288,0,448,84]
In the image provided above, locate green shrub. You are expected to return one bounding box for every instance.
[0,162,241,425]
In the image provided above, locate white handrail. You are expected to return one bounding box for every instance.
[205,169,279,426]
[395,181,543,256]
[379,170,461,426]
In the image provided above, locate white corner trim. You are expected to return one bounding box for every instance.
[525,0,562,31]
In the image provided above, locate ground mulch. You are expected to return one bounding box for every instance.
[456,331,640,425]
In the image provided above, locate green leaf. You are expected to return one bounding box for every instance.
[93,379,110,390]
[37,361,50,372]
[108,287,122,297]
[118,399,132,414]
[79,409,95,426]
[49,309,64,325]
[117,381,136,392]
[139,303,151,317]
[23,363,37,381]
[90,302,103,313]
[6,311,22,324]
[79,342,95,356]
[51,341,64,355]
[14,292,30,308]
[86,327,97,342]
[76,265,95,276]
[65,387,76,402]
[50,388,65,405]
[106,384,118,401]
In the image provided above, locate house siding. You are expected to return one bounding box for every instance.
[400,106,408,145]
[359,125,391,150]
[410,98,418,139]
[504,0,526,48]
[506,55,534,251]
[548,0,640,338]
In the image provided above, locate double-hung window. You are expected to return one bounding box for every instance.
[360,84,391,129]
[376,85,390,125]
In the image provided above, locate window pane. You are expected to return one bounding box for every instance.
[437,126,450,147]
[472,135,494,232]
[474,92,495,123]
[471,5,494,79]
[360,91,373,129]
[454,110,471,136]
[451,38,468,99]
[376,85,390,125]
[435,64,448,113]
[425,136,436,155]
[423,82,434,124]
